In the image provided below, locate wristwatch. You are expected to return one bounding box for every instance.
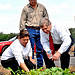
[47,50,51,54]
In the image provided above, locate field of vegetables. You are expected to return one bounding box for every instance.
[8,67,75,75]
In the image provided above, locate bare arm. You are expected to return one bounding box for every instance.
[29,56,36,64]
[20,62,29,72]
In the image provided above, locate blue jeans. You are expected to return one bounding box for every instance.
[27,28,43,69]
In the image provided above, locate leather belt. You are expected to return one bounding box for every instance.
[26,26,40,30]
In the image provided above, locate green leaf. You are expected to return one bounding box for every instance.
[7,67,15,75]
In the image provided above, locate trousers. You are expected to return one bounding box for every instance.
[27,28,43,69]
[1,57,36,72]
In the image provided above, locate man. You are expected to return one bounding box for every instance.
[1,29,36,72]
[20,0,49,69]
[39,17,74,70]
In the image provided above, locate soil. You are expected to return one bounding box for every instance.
[0,65,11,75]
[69,66,75,72]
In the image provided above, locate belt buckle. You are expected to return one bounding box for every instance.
[35,28,37,30]
[32,26,36,29]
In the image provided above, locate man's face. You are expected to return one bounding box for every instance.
[19,36,29,47]
[41,24,51,34]
[29,0,37,6]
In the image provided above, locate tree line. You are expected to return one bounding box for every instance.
[0,28,75,43]
[69,28,75,43]
[0,32,18,41]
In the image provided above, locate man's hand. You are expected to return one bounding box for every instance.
[30,56,36,64]
[46,53,52,59]
[30,59,36,64]
[52,51,61,61]
[20,62,29,72]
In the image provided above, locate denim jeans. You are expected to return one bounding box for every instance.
[27,28,43,69]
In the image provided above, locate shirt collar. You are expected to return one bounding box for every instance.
[28,3,38,9]
[50,25,54,34]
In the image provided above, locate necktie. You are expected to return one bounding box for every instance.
[49,33,55,55]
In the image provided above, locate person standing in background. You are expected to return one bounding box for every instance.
[19,0,49,69]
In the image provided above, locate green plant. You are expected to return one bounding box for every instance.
[7,67,75,75]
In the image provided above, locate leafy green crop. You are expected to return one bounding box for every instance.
[7,67,75,75]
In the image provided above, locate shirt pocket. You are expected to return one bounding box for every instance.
[38,10,43,18]
[27,11,34,21]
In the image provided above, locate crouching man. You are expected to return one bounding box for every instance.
[39,17,74,70]
[1,29,36,72]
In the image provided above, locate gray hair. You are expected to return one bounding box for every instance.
[39,17,51,28]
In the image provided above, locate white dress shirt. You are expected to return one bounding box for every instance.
[40,24,71,54]
[1,39,32,66]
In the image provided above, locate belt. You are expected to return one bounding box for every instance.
[26,26,40,30]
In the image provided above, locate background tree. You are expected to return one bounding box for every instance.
[69,28,75,43]
[0,32,18,41]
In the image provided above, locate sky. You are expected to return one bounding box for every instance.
[0,0,75,34]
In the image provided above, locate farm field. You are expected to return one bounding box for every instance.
[0,55,75,75]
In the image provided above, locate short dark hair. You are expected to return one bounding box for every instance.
[20,29,30,39]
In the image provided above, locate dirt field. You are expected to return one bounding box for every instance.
[0,65,11,75]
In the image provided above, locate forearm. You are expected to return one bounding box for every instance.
[29,56,36,64]
[20,62,29,72]
[29,56,32,60]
